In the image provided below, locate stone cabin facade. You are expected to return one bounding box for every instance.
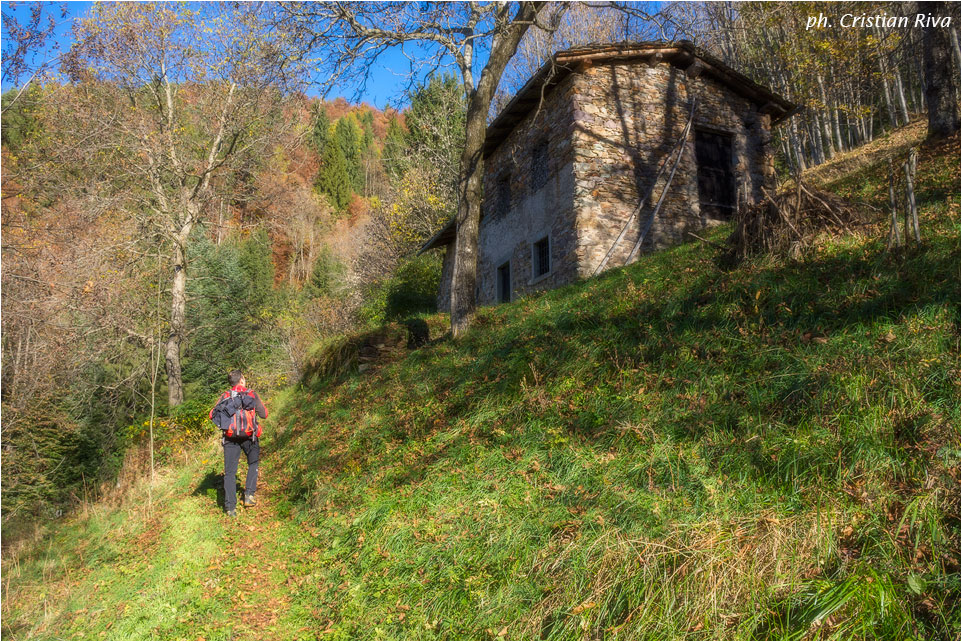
[422,41,795,308]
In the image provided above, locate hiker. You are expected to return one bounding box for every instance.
[209,370,268,517]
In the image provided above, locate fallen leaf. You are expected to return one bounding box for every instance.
[572,601,597,614]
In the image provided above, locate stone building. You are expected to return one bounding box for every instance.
[421,41,795,308]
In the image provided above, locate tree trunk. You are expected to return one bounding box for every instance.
[894,68,911,124]
[789,118,807,171]
[881,74,897,128]
[830,83,845,153]
[814,117,827,164]
[875,25,899,128]
[779,136,792,168]
[905,148,920,242]
[848,82,863,145]
[951,26,961,69]
[807,119,821,166]
[165,239,187,406]
[217,200,224,245]
[450,2,542,338]
[816,76,836,159]
[887,159,903,249]
[913,26,927,110]
[920,1,961,138]
[450,110,486,338]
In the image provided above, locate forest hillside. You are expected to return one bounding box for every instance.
[1,74,462,524]
[3,121,958,640]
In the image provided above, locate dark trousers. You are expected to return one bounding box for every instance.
[223,438,259,511]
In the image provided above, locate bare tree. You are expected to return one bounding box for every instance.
[49,3,301,405]
[282,2,555,337]
[498,2,626,101]
[492,2,675,116]
[1,1,68,112]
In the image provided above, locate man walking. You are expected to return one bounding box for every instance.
[210,370,268,517]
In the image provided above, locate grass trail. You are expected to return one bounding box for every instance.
[1,434,332,640]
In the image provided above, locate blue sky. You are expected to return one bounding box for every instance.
[0,1,456,109]
[1,0,80,88]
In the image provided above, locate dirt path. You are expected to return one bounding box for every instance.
[2,440,330,641]
[202,476,291,639]
[193,458,327,640]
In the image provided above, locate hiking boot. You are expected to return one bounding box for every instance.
[226,508,237,517]
[243,494,256,507]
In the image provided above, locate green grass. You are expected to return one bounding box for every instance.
[2,436,329,640]
[3,128,959,640]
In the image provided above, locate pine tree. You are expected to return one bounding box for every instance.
[360,109,375,151]
[185,231,275,393]
[383,116,408,180]
[316,137,352,211]
[310,104,331,155]
[333,115,364,193]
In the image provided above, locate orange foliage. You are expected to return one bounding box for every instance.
[347,193,370,222]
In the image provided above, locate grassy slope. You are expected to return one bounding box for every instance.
[3,125,958,640]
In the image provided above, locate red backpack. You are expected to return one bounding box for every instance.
[210,389,262,440]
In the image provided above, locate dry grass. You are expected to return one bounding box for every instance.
[519,510,840,639]
[801,120,927,189]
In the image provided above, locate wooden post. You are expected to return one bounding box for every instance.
[887,159,902,249]
[905,148,920,243]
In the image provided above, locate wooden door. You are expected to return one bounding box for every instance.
[695,130,735,219]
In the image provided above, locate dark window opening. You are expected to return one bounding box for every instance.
[494,174,511,219]
[531,140,549,192]
[497,261,511,303]
[533,236,550,278]
[695,130,735,219]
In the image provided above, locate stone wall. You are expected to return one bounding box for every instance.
[461,56,776,307]
[476,73,580,305]
[570,61,774,276]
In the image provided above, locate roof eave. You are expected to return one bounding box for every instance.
[418,216,456,253]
